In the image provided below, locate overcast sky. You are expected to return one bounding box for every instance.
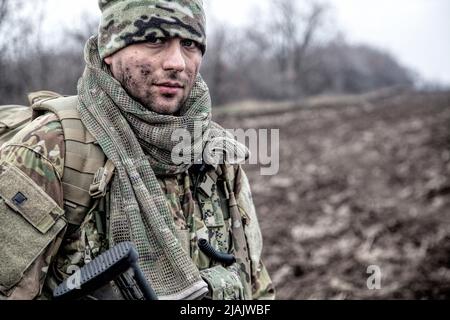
[45,0,450,86]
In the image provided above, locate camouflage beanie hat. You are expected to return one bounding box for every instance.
[98,0,207,59]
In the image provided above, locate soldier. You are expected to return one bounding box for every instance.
[0,0,275,300]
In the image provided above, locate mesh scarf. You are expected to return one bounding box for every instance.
[77,36,221,300]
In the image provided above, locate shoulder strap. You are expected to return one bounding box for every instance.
[27,90,62,106]
[32,95,108,226]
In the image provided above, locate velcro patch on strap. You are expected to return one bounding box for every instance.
[0,161,64,234]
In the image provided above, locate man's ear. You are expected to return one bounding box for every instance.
[104,56,113,65]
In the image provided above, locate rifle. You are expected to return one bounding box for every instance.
[53,241,158,300]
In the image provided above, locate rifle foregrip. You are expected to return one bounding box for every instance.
[53,242,140,300]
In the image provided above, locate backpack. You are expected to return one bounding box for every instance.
[0,105,32,148]
[0,91,108,226]
[0,91,62,148]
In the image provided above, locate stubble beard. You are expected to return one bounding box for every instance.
[115,63,190,115]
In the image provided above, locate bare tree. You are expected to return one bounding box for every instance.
[0,0,56,104]
[0,0,10,75]
[270,0,328,98]
[65,12,99,47]
[0,0,26,103]
[201,25,231,105]
[0,0,416,106]
[0,0,9,25]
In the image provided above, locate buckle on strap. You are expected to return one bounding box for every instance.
[89,159,115,199]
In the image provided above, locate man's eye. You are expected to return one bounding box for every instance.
[181,39,196,48]
[147,38,165,45]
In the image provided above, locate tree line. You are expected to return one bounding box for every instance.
[0,0,415,106]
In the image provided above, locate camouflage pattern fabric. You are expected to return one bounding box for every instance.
[0,113,275,300]
[200,265,244,300]
[158,167,276,300]
[98,0,207,58]
[0,114,66,299]
[0,113,65,205]
[236,168,276,300]
[0,105,32,148]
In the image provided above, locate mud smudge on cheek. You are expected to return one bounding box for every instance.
[123,67,137,89]
[119,63,158,108]
[139,64,153,77]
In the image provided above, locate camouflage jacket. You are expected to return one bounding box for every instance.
[0,112,275,300]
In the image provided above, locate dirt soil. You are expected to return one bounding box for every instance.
[217,89,450,300]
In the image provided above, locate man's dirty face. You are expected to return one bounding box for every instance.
[104,37,203,115]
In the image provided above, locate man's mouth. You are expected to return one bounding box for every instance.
[154,81,184,96]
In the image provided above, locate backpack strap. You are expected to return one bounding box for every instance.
[32,95,108,226]
[27,90,62,106]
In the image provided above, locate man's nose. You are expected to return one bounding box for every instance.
[162,40,186,72]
